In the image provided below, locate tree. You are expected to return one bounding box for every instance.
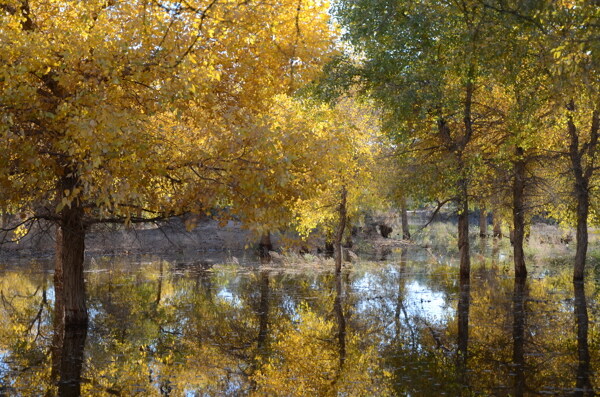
[284,97,384,272]
[326,0,506,280]
[0,0,336,325]
[545,1,600,280]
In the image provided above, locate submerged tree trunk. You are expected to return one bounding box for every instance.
[55,202,88,326]
[479,207,487,238]
[334,186,347,274]
[400,196,411,240]
[458,179,470,281]
[513,146,527,279]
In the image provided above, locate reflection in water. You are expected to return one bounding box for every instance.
[256,271,270,352]
[574,281,594,396]
[512,278,527,397]
[457,278,470,390]
[54,326,87,397]
[0,256,598,395]
[334,272,347,371]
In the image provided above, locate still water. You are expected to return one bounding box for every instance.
[0,249,597,396]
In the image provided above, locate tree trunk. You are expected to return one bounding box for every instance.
[492,212,502,238]
[334,186,348,274]
[567,102,598,281]
[479,207,487,238]
[258,231,273,259]
[55,203,88,326]
[458,179,470,281]
[574,193,589,281]
[400,196,411,240]
[513,146,527,279]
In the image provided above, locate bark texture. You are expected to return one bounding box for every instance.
[479,207,487,237]
[568,103,599,281]
[55,202,88,326]
[458,179,470,281]
[513,146,527,279]
[400,197,411,240]
[334,186,347,274]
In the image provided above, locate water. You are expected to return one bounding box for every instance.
[0,249,597,396]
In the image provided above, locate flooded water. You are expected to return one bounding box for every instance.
[0,248,597,396]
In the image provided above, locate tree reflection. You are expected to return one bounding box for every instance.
[574,281,594,396]
[333,272,347,384]
[1,257,600,395]
[512,277,527,397]
[52,325,87,397]
[457,278,470,391]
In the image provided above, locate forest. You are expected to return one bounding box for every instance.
[0,0,599,395]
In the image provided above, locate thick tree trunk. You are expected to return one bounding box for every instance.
[479,207,487,238]
[258,231,273,259]
[513,146,527,279]
[458,179,470,281]
[55,204,88,326]
[334,186,348,274]
[574,281,593,395]
[400,197,411,240]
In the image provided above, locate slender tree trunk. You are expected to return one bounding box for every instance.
[55,203,88,326]
[492,212,502,238]
[334,186,347,274]
[513,146,527,279]
[567,104,598,281]
[574,281,594,395]
[574,194,589,281]
[479,207,487,238]
[458,178,470,281]
[400,196,411,240]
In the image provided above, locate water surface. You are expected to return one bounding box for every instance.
[0,249,597,396]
